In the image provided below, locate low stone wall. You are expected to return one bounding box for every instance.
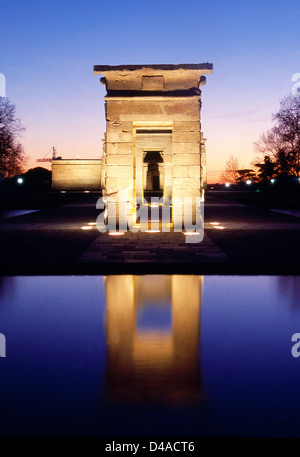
[52,159,102,191]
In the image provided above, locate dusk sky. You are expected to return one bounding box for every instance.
[1,0,299,182]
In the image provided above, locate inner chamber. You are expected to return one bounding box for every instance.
[135,129,173,206]
[143,150,164,200]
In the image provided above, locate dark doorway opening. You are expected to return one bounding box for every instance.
[143,151,163,201]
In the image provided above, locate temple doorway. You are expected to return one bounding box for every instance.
[143,150,164,200]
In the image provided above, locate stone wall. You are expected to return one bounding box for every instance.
[52,159,102,191]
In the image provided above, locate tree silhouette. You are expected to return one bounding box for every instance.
[255,155,277,183]
[219,155,239,183]
[236,168,257,183]
[254,95,300,177]
[0,97,27,178]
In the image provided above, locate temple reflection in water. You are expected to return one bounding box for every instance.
[104,275,205,404]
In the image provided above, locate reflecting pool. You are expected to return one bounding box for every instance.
[0,210,39,220]
[0,275,300,436]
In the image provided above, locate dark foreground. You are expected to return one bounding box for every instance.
[0,191,300,275]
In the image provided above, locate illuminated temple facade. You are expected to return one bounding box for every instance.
[94,63,213,226]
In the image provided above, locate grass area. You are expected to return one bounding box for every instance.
[207,190,300,209]
[0,191,102,209]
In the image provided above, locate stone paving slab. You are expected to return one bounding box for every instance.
[78,231,230,265]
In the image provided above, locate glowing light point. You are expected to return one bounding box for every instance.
[246,180,252,185]
[17,178,23,184]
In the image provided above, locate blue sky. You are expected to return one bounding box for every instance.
[1,0,300,181]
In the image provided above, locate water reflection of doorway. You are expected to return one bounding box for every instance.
[104,275,205,405]
[143,151,163,199]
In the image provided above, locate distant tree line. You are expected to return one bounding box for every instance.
[220,95,300,188]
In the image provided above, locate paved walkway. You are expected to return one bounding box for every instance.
[0,194,300,274]
[78,231,229,267]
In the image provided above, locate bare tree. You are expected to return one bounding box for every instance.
[273,95,300,153]
[254,129,285,157]
[254,95,300,176]
[219,155,239,183]
[0,97,27,178]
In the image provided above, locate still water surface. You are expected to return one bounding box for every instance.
[0,275,300,436]
[0,210,39,220]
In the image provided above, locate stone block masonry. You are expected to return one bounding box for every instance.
[94,63,213,227]
[52,159,102,191]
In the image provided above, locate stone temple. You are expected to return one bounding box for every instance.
[94,63,213,229]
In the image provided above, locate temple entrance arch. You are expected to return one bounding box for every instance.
[143,150,164,199]
[135,127,172,210]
